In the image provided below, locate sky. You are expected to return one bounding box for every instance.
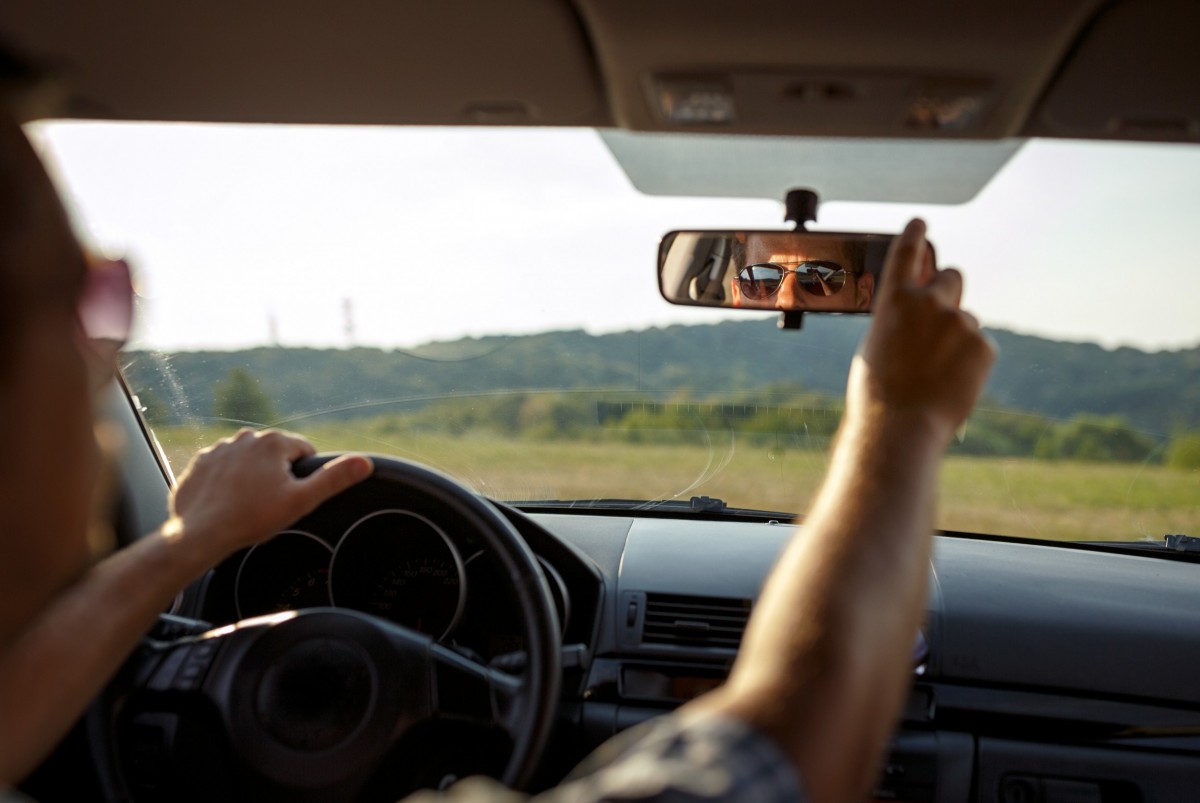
[28,122,1200,353]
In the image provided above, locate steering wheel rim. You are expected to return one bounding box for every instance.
[97,453,562,800]
[295,454,563,788]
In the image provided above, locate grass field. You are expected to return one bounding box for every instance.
[151,421,1200,543]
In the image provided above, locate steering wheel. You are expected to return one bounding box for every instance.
[97,455,562,802]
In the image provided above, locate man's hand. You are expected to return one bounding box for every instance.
[848,219,996,445]
[168,429,373,560]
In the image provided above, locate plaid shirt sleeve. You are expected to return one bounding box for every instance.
[406,712,808,803]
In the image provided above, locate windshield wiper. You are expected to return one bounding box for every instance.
[1164,534,1200,552]
[508,495,795,520]
[1075,534,1200,560]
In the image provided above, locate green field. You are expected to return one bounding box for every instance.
[151,422,1200,543]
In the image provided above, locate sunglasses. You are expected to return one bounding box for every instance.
[78,257,134,348]
[735,261,849,300]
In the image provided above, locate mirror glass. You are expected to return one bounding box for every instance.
[658,230,927,313]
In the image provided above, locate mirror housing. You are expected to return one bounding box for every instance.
[658,230,932,316]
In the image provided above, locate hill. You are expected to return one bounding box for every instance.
[122,317,1200,435]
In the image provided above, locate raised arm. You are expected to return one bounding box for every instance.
[688,219,995,803]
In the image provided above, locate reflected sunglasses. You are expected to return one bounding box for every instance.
[78,257,134,348]
[735,261,849,300]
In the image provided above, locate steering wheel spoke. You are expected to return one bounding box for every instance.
[431,644,524,734]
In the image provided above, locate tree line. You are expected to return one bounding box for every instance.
[177,368,1198,468]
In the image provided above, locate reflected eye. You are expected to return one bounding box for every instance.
[737,266,784,300]
[794,264,847,295]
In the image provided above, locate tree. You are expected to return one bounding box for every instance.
[213,367,278,426]
[1167,433,1200,470]
[1033,414,1159,463]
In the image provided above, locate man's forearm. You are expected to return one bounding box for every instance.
[0,523,212,785]
[690,407,945,803]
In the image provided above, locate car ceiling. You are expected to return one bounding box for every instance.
[0,0,1198,143]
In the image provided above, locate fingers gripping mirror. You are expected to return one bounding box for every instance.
[658,230,934,315]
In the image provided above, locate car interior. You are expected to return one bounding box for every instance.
[3,1,1200,801]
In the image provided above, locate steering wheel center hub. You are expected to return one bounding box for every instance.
[254,636,374,751]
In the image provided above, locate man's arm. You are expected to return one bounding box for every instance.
[688,220,995,803]
[0,430,371,785]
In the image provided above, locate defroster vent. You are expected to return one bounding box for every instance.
[642,593,752,648]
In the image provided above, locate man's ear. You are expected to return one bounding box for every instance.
[856,274,875,310]
[730,278,743,308]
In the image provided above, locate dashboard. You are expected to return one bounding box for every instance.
[197,493,1200,801]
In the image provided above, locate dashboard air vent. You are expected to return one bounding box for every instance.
[642,593,752,648]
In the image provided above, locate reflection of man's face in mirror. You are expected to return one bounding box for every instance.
[730,234,875,311]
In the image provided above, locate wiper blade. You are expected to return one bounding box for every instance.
[1164,534,1200,552]
[1075,534,1200,559]
[508,496,795,520]
[1082,534,1198,551]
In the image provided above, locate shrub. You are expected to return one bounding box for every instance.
[1166,433,1200,470]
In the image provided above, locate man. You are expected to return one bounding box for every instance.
[729,232,876,312]
[0,108,993,801]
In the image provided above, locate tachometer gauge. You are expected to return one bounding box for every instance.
[330,510,466,639]
[235,530,332,618]
[367,557,461,634]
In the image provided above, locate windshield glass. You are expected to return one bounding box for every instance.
[30,122,1200,542]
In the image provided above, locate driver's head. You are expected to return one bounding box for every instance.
[0,111,115,646]
[729,233,875,311]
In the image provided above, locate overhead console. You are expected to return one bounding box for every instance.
[573,0,1104,138]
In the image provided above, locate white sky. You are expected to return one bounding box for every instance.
[28,122,1200,353]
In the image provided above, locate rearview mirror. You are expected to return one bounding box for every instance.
[658,230,930,314]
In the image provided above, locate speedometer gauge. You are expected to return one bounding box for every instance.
[235,530,332,618]
[330,510,466,639]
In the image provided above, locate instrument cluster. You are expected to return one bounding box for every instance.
[232,507,569,658]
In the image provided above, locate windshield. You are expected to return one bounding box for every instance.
[30,122,1200,542]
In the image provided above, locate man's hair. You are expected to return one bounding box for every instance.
[0,41,61,369]
[729,234,867,275]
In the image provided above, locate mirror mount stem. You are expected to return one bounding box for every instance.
[778,188,820,330]
[778,311,804,330]
[784,188,820,232]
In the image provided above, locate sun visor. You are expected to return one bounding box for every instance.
[1028,0,1200,143]
[0,0,608,126]
[599,131,1024,204]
